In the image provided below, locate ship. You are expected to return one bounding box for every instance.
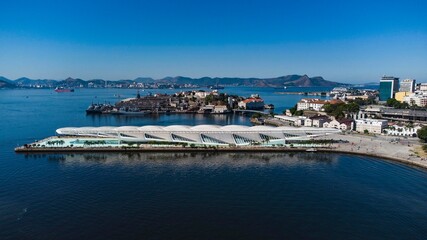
[55,87,74,92]
[209,81,225,90]
[209,85,225,90]
[86,103,113,114]
[115,107,150,115]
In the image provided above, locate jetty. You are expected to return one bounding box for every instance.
[275,91,330,96]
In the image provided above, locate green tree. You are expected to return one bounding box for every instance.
[204,94,213,104]
[386,98,410,109]
[288,104,298,115]
[417,126,427,142]
[345,102,360,113]
[386,98,399,107]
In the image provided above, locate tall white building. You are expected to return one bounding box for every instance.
[399,79,416,93]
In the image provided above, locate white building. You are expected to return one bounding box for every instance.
[400,79,416,93]
[274,115,306,126]
[297,99,327,111]
[417,83,427,92]
[403,92,427,107]
[238,98,265,110]
[385,125,420,137]
[194,91,211,98]
[296,98,344,111]
[324,119,354,131]
[55,125,341,146]
[355,118,388,134]
[308,116,330,128]
[213,105,229,113]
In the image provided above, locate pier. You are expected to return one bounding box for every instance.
[275,91,330,96]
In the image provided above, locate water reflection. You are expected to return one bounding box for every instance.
[24,152,339,168]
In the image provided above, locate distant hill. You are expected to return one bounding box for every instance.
[0,76,14,84]
[281,75,342,87]
[15,77,58,86]
[0,78,16,88]
[151,74,348,87]
[0,74,349,88]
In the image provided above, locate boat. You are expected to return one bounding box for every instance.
[115,107,150,115]
[209,81,225,90]
[55,87,74,92]
[86,103,113,114]
[210,86,224,90]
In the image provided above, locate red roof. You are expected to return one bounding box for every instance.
[242,98,264,103]
[328,99,345,104]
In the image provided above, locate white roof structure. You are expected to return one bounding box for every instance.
[56,124,341,146]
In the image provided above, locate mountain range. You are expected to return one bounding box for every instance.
[0,74,349,88]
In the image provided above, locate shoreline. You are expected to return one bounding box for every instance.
[14,146,427,170]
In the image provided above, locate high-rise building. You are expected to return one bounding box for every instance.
[379,76,399,101]
[399,79,416,93]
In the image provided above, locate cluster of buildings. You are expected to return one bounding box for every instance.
[329,87,377,101]
[296,98,344,111]
[87,90,269,115]
[238,98,265,110]
[272,75,426,137]
[274,113,410,136]
[275,115,354,130]
[379,76,427,107]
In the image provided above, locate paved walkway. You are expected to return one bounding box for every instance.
[319,133,427,169]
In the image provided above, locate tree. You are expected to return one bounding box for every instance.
[364,129,369,134]
[204,94,213,104]
[417,126,427,142]
[386,98,409,109]
[386,98,399,107]
[289,104,298,115]
[345,102,360,113]
[294,110,304,116]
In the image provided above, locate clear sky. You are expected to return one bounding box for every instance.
[0,0,426,83]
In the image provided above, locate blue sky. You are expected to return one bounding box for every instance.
[0,0,426,83]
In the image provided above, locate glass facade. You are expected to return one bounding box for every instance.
[379,81,393,101]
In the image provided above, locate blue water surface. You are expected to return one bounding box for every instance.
[1,87,426,240]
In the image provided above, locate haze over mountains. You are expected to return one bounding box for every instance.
[0,74,349,88]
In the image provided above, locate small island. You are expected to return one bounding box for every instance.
[86,90,273,115]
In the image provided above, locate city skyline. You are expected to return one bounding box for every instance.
[1,0,426,83]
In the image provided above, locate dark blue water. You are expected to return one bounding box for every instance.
[1,88,427,240]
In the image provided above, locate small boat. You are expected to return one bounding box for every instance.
[210,85,224,90]
[306,148,317,152]
[55,87,74,92]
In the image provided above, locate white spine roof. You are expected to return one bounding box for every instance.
[56,124,341,145]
